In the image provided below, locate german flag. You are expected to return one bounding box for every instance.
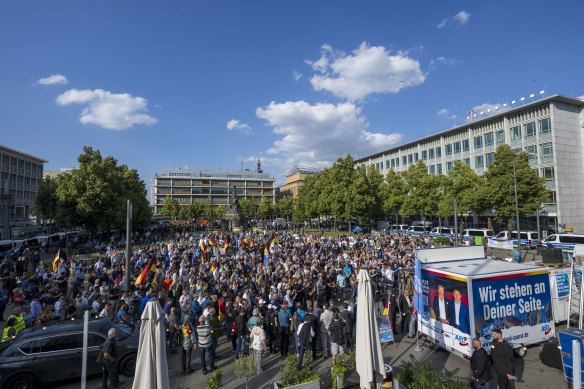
[52,249,60,272]
[200,241,206,253]
[135,256,155,285]
[249,238,253,248]
[223,240,228,249]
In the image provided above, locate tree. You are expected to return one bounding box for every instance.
[204,196,216,220]
[400,160,441,233]
[437,161,487,230]
[54,146,151,230]
[215,205,226,218]
[159,197,180,219]
[239,198,259,218]
[278,195,295,219]
[484,144,550,235]
[182,202,204,220]
[35,176,58,223]
[258,197,275,218]
[379,169,406,225]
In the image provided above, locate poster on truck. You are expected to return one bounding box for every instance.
[419,269,473,356]
[473,270,554,348]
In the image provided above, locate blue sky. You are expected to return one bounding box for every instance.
[1,1,583,189]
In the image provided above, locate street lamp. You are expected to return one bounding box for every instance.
[513,160,522,258]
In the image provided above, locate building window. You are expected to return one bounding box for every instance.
[541,167,554,182]
[484,132,494,147]
[453,141,461,154]
[510,126,521,141]
[464,158,470,166]
[429,165,435,174]
[391,159,395,168]
[496,130,505,145]
[395,158,399,167]
[386,160,390,169]
[462,139,470,152]
[539,118,551,134]
[414,152,419,162]
[429,148,435,159]
[376,163,379,170]
[540,142,553,157]
[549,190,556,203]
[402,156,407,165]
[475,155,484,168]
[446,161,453,171]
[422,150,427,161]
[525,122,536,137]
[445,144,452,156]
[512,148,522,154]
[485,153,494,166]
[525,145,537,160]
[474,135,483,150]
[408,154,413,164]
[437,164,443,174]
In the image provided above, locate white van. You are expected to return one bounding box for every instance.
[492,231,539,247]
[543,234,584,251]
[406,225,427,235]
[391,224,409,232]
[462,228,495,241]
[429,227,454,237]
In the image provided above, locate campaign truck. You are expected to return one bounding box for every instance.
[416,246,555,359]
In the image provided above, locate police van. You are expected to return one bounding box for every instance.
[429,227,454,237]
[406,225,427,235]
[491,231,539,247]
[461,228,495,241]
[542,234,584,251]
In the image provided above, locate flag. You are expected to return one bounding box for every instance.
[182,321,192,337]
[249,239,253,248]
[135,256,155,285]
[383,300,389,316]
[413,255,424,316]
[223,240,228,249]
[210,261,217,274]
[52,249,60,272]
[200,240,206,253]
[263,246,269,266]
[163,250,170,270]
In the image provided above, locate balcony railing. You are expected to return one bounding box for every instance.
[543,203,557,213]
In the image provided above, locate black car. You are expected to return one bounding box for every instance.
[0,318,139,389]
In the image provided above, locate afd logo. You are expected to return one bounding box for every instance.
[541,324,552,335]
[455,335,469,347]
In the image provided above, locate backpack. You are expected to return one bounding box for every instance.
[331,323,345,344]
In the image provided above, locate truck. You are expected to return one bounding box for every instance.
[416,246,555,359]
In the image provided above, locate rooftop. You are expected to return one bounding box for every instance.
[156,168,274,180]
[0,144,48,164]
[284,165,320,177]
[354,94,584,163]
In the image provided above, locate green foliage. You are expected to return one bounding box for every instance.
[331,350,357,389]
[50,146,150,231]
[437,161,487,218]
[396,355,467,389]
[204,196,216,219]
[239,198,259,217]
[234,353,257,387]
[484,145,550,220]
[35,176,58,222]
[258,196,275,217]
[159,197,180,218]
[215,205,226,218]
[379,169,406,224]
[434,237,451,246]
[278,195,295,219]
[400,161,441,230]
[280,352,320,388]
[206,367,222,389]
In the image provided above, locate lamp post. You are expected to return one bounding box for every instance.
[513,161,522,259]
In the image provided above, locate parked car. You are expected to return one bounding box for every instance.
[0,318,139,389]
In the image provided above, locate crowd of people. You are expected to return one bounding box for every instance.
[0,224,518,388]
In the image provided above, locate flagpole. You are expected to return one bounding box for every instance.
[414,253,423,352]
[125,199,132,292]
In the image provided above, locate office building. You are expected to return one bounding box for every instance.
[355,94,584,234]
[279,165,320,198]
[153,163,275,215]
[0,145,47,239]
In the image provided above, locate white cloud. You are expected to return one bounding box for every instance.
[256,100,402,168]
[437,108,456,120]
[307,42,426,101]
[454,10,470,24]
[437,18,447,29]
[38,74,68,85]
[431,56,461,66]
[292,70,303,81]
[56,88,157,130]
[226,119,251,134]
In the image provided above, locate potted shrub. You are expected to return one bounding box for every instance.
[331,349,356,389]
[274,351,321,389]
[234,353,257,389]
[206,368,222,389]
[394,355,468,389]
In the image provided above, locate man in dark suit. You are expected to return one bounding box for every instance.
[430,284,451,324]
[450,289,470,334]
[398,289,413,335]
[385,289,398,334]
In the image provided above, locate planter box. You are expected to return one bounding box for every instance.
[392,377,407,389]
[274,380,320,389]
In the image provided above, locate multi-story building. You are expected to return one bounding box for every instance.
[0,145,47,239]
[44,168,73,179]
[279,165,320,199]
[153,164,276,215]
[355,94,584,234]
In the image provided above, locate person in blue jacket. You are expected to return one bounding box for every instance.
[450,289,470,335]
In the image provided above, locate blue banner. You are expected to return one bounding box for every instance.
[377,315,394,343]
